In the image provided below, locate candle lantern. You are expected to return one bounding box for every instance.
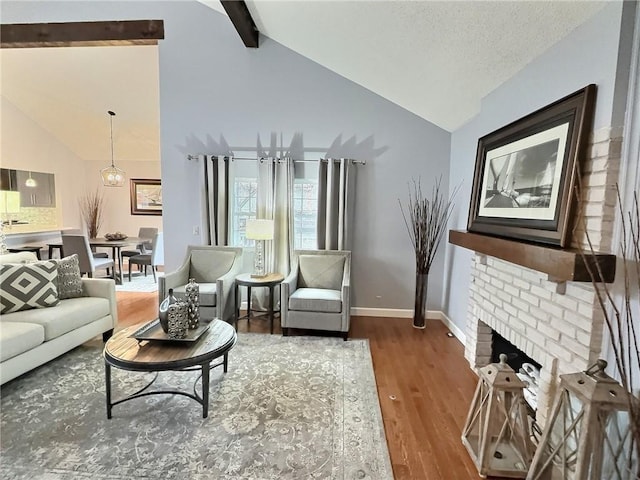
[462,353,535,478]
[526,360,637,480]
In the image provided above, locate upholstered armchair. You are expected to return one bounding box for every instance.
[158,246,243,323]
[281,249,351,339]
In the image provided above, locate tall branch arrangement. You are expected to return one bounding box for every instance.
[79,189,105,239]
[576,184,639,464]
[399,177,459,274]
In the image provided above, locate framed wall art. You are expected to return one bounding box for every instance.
[467,84,596,247]
[130,178,162,216]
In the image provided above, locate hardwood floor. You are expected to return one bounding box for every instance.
[116,291,484,479]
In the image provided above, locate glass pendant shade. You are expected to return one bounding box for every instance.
[25,172,37,188]
[101,110,126,187]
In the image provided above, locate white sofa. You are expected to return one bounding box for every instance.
[0,251,118,385]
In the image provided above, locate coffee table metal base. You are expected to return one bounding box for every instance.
[105,353,228,419]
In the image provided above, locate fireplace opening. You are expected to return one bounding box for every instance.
[491,330,542,418]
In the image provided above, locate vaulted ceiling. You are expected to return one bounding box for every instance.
[0,1,607,163]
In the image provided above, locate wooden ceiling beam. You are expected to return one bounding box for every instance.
[220,1,259,48]
[0,20,164,48]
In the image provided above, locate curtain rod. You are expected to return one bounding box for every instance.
[187,154,366,165]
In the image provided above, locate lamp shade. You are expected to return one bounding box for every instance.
[246,219,274,240]
[0,191,21,214]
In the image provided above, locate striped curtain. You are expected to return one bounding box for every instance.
[317,158,356,250]
[205,155,232,246]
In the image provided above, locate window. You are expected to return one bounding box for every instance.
[230,177,257,247]
[228,174,319,249]
[292,178,318,249]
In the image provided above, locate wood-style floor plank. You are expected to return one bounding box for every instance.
[116,291,489,479]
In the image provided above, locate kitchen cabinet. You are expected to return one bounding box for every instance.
[16,170,56,207]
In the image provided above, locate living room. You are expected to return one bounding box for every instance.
[1,1,639,479]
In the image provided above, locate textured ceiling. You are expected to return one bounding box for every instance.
[236,0,607,131]
[1,1,607,164]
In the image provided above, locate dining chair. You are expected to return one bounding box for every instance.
[128,232,164,282]
[122,227,159,269]
[50,229,108,259]
[61,234,114,279]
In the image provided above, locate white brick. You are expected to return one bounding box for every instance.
[520,291,540,307]
[565,284,596,303]
[537,323,561,341]
[490,277,505,290]
[525,327,547,347]
[518,312,538,329]
[510,297,530,313]
[547,342,574,363]
[584,171,608,187]
[554,295,579,312]
[504,284,520,297]
[513,278,531,290]
[563,310,592,329]
[540,301,564,321]
[560,336,590,362]
[531,285,553,301]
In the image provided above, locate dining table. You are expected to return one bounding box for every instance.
[48,236,142,285]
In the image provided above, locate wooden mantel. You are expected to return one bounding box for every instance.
[448,230,616,285]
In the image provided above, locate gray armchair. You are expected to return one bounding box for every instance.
[158,245,243,323]
[281,249,351,339]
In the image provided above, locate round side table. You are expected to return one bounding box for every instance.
[234,272,284,334]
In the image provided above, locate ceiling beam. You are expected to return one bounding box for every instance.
[0,20,164,48]
[220,1,259,48]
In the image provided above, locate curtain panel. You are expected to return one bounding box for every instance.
[205,155,232,246]
[317,158,356,251]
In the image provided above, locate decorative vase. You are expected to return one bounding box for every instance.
[159,288,178,333]
[185,278,200,329]
[413,272,428,329]
[167,301,189,339]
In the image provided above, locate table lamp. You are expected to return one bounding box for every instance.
[246,218,274,278]
[0,191,21,226]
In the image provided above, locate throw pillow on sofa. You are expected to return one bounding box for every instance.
[55,254,83,299]
[0,260,59,314]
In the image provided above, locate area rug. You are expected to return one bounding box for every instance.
[115,270,158,293]
[0,333,393,480]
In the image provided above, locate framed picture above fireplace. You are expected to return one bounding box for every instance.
[467,84,596,247]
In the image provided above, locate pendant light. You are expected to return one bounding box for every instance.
[25,171,37,188]
[100,110,126,187]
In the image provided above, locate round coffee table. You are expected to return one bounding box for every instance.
[103,319,236,418]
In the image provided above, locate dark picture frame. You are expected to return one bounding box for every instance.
[130,178,162,216]
[467,84,596,247]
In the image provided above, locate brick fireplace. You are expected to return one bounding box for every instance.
[463,126,621,429]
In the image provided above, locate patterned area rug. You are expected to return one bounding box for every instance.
[115,270,158,293]
[0,333,392,480]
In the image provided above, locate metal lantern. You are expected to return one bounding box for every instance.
[462,353,535,478]
[527,360,638,480]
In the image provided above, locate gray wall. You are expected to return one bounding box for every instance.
[2,1,451,311]
[443,1,632,333]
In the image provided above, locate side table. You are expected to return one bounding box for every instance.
[234,272,284,334]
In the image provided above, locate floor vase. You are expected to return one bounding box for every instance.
[413,273,428,329]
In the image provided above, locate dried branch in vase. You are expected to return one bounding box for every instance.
[79,189,105,239]
[576,184,640,466]
[399,176,459,274]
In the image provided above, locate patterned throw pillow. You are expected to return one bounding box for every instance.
[56,254,83,300]
[0,260,59,314]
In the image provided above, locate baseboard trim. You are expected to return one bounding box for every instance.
[350,307,439,319]
[350,307,465,343]
[437,311,466,344]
